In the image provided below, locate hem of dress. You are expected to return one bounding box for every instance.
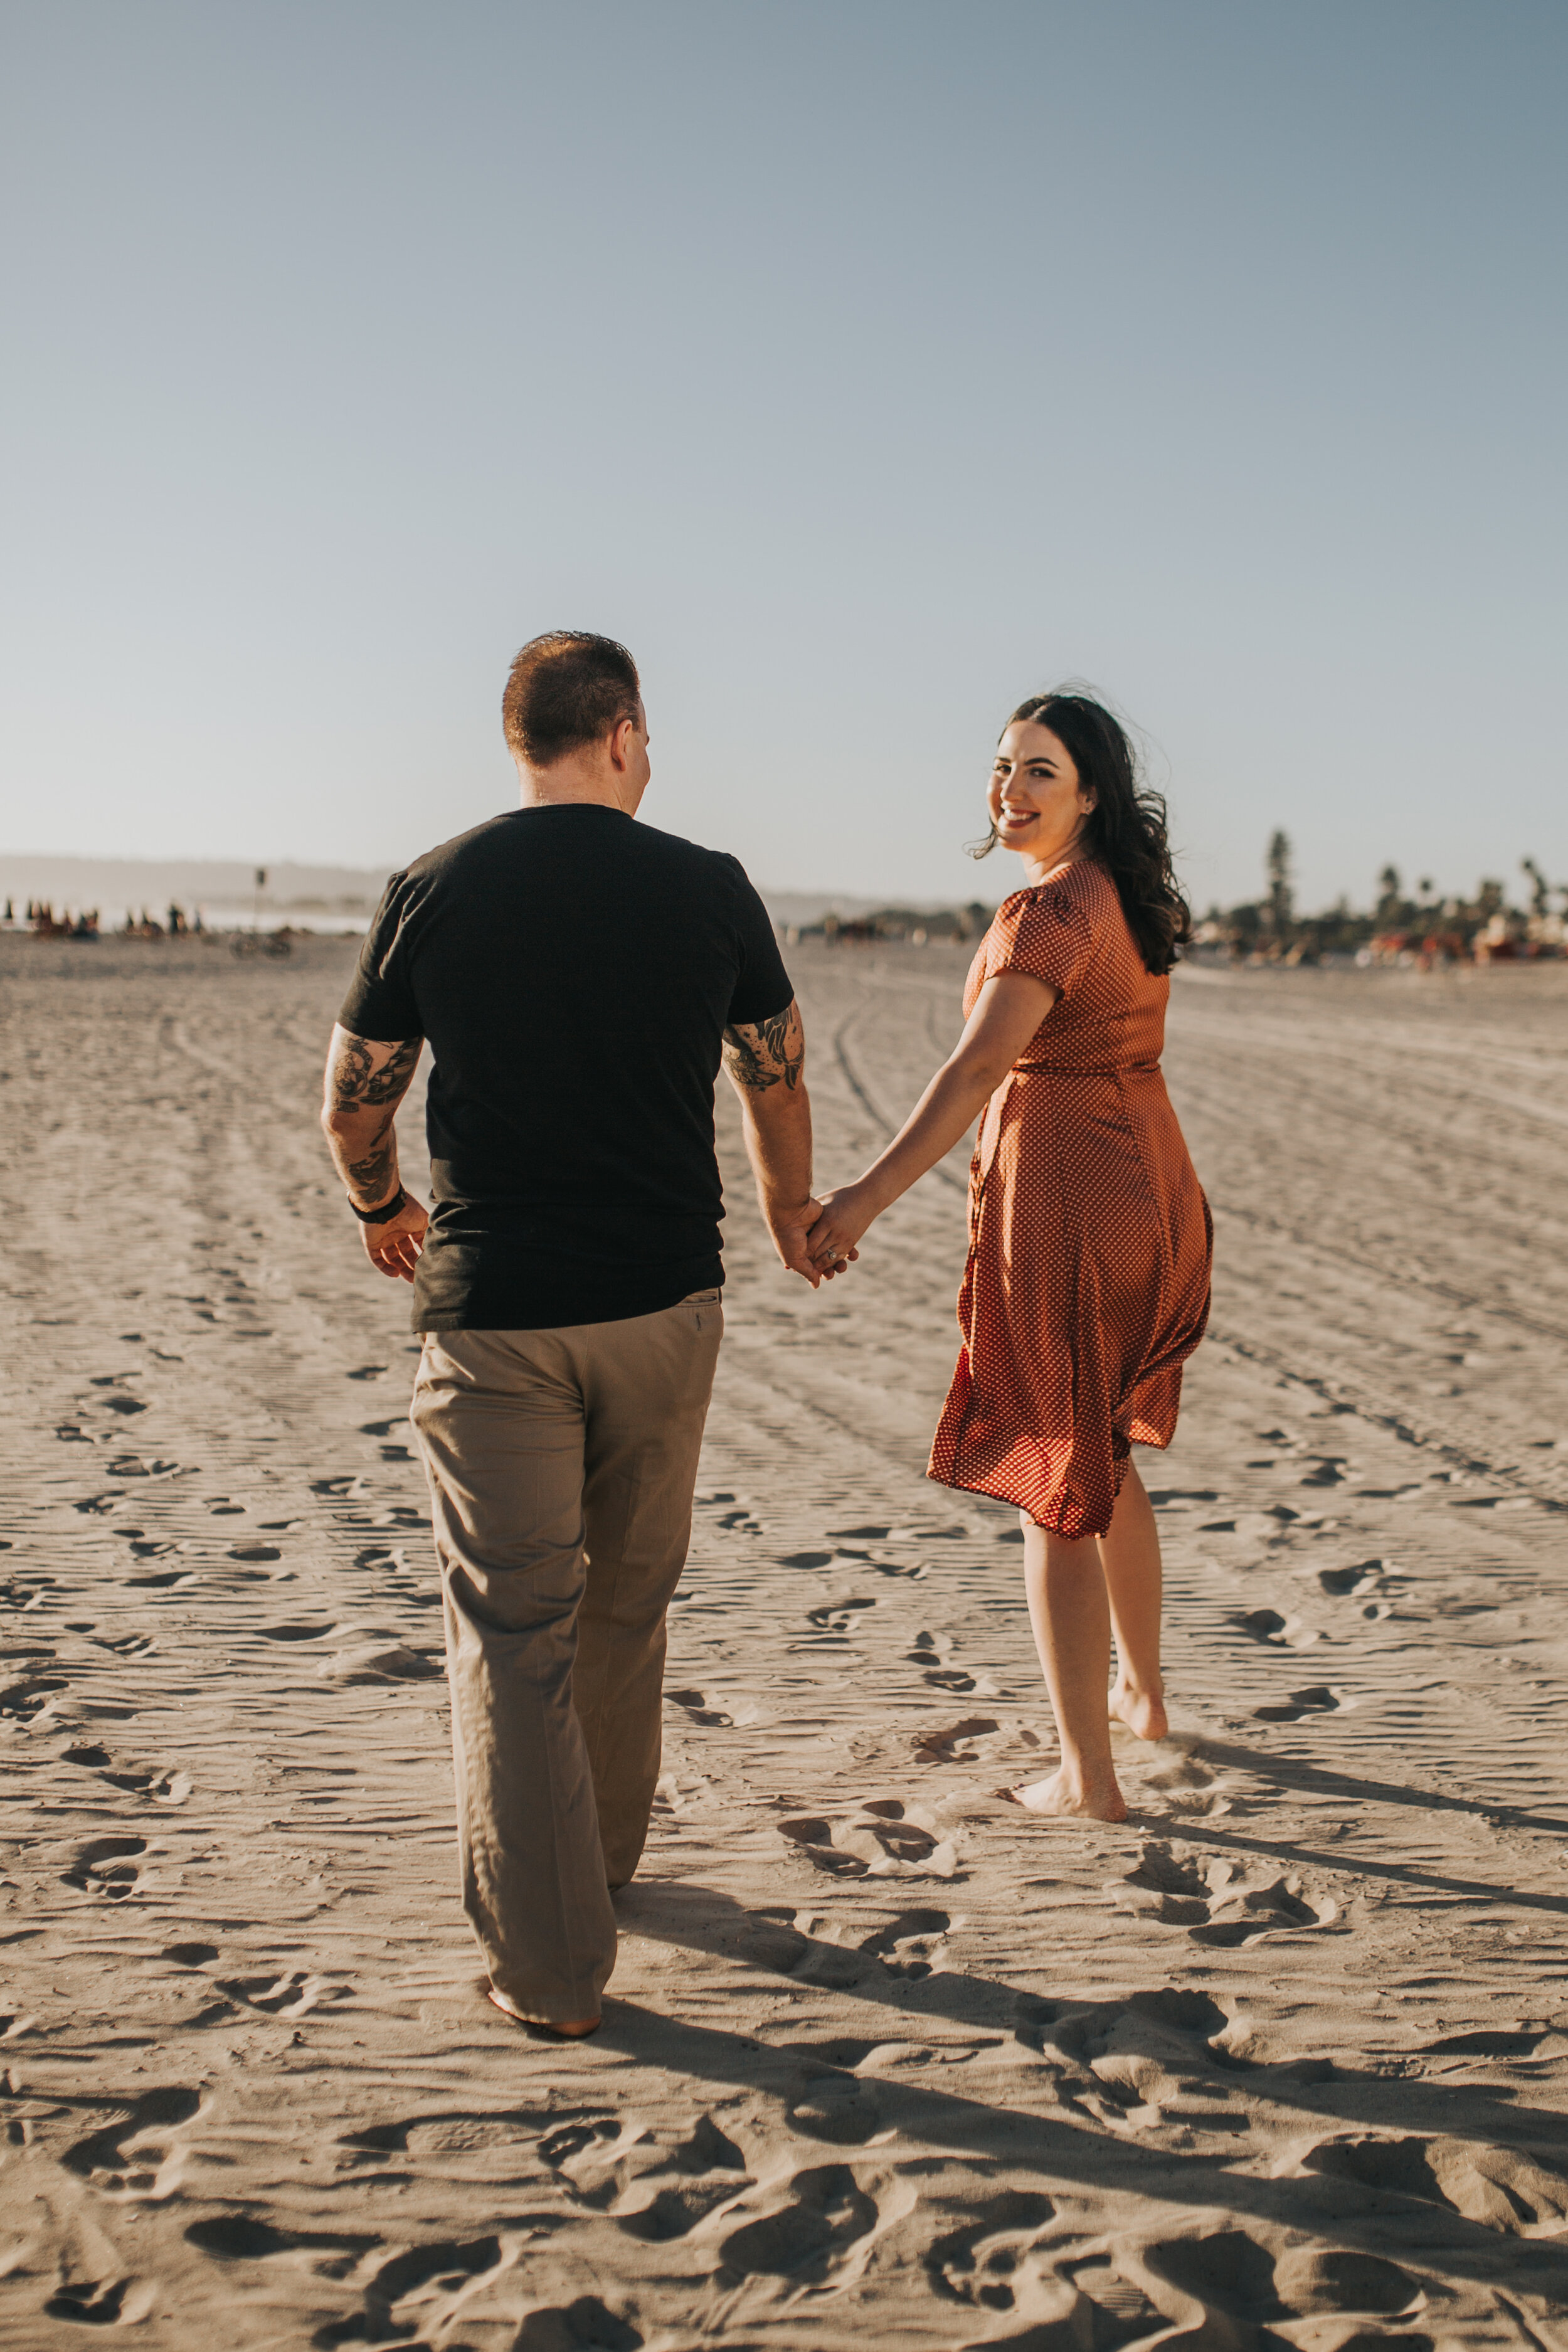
[927,1431,1171,1541]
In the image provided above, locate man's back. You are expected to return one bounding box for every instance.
[339,803,792,1330]
[321,629,827,2037]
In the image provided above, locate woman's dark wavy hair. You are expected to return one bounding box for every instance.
[969,689,1191,976]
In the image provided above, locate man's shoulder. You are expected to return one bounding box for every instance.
[397,812,522,884]
[624,818,748,887]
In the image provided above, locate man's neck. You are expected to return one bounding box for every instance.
[514,763,637,816]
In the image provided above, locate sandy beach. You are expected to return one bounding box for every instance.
[3,929,1567,2348]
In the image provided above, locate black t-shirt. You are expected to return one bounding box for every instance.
[338,805,793,1332]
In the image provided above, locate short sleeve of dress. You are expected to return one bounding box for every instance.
[981,877,1097,1000]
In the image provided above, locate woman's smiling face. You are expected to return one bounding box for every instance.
[987,719,1096,875]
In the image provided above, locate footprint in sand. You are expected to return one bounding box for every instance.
[924,2188,1055,2312]
[1121,1842,1332,1946]
[857,1905,953,1976]
[93,1629,156,1657]
[0,1576,53,1615]
[1273,2244,1425,2319]
[1022,1986,1255,2136]
[785,2068,883,2146]
[1229,1607,1288,1643]
[665,1686,735,1727]
[554,2112,751,2240]
[43,2279,144,2326]
[1061,2259,1169,2340]
[716,2163,878,2284]
[777,1805,959,1880]
[805,1597,877,1635]
[780,1528,928,1579]
[701,1498,761,1536]
[215,1969,346,2018]
[619,2146,750,2242]
[906,1630,996,1695]
[61,1834,149,1897]
[1253,1683,1346,1724]
[1,1659,68,1719]
[64,2083,205,2198]
[514,2299,641,2349]
[1318,1556,1384,1596]
[1295,2130,1568,2235]
[63,1744,192,1804]
[1076,2233,1422,2344]
[185,2212,382,2277]
[912,1715,1002,1766]
[360,1417,413,1461]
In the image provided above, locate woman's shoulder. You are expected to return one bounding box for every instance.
[996,861,1111,928]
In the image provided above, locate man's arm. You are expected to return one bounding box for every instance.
[721,999,840,1287]
[320,1023,430,1283]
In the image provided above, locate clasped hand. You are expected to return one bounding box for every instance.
[803,1182,876,1279]
[763,1187,873,1288]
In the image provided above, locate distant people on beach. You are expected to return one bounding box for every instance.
[24,900,100,938]
[808,691,1212,1823]
[321,631,839,2038]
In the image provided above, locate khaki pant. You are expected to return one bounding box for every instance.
[410,1291,722,2021]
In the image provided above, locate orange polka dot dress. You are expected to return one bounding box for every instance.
[928,859,1212,1539]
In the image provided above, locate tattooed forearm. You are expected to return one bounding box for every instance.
[723,1002,805,1094]
[321,1026,421,1207]
[346,1131,396,1198]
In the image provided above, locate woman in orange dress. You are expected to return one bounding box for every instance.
[807,691,1210,1821]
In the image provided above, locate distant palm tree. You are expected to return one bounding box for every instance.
[1266,830,1293,939]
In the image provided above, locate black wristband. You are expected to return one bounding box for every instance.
[349,1185,406,1224]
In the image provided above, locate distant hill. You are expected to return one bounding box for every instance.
[0,856,907,929]
[0,856,385,913]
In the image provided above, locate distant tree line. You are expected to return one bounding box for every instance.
[1195,837,1567,965]
[787,901,995,946]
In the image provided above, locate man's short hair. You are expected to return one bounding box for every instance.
[502,632,641,768]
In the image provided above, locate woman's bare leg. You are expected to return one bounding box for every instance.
[1099,1461,1168,1741]
[1015,1519,1127,1821]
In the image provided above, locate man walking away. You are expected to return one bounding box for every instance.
[320,632,829,2037]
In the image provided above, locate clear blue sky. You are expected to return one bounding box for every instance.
[4,1,1564,911]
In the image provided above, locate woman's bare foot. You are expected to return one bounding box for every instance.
[1014,1766,1128,1822]
[1110,1679,1168,1742]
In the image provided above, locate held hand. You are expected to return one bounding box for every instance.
[805,1184,873,1278]
[765,1196,831,1288]
[361,1195,430,1283]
